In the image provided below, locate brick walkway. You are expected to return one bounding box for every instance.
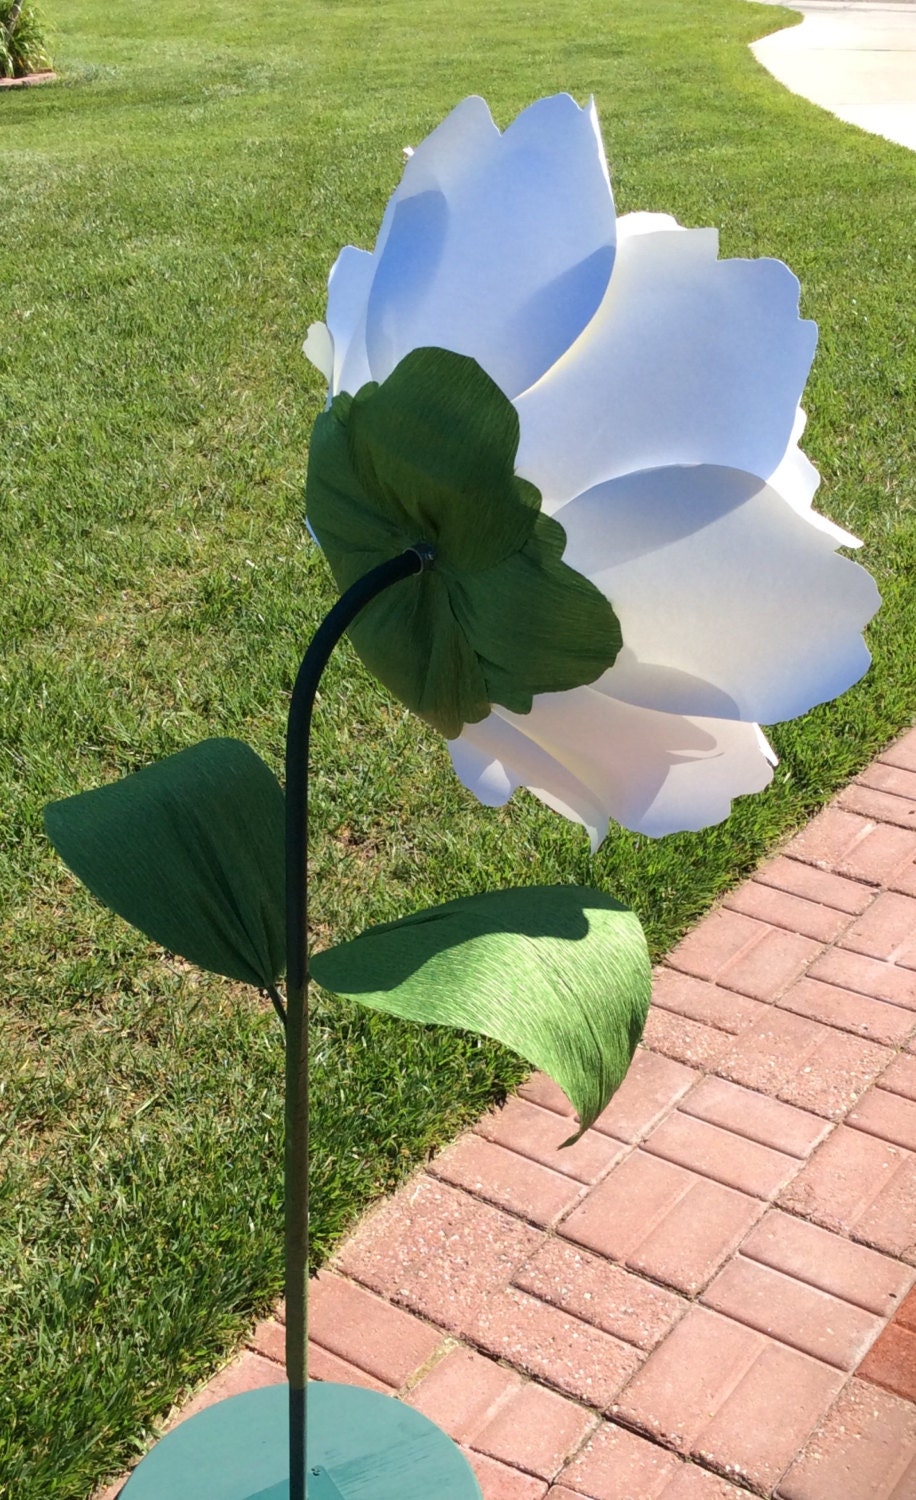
[99,727,916,1500]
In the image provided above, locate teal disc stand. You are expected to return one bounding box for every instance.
[119,1382,482,1500]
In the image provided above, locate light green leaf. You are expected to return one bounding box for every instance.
[44,738,285,989]
[310,885,651,1142]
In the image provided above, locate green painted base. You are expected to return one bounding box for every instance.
[118,1382,482,1499]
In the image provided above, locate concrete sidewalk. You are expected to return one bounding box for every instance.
[100,727,916,1499]
[751,0,916,151]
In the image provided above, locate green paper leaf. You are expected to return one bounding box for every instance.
[44,738,285,989]
[306,347,622,738]
[451,512,626,713]
[347,346,540,573]
[310,885,651,1142]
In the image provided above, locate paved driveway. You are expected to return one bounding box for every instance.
[752,0,916,151]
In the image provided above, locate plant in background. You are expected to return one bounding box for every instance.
[0,0,51,78]
[44,93,878,1500]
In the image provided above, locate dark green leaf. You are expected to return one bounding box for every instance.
[306,346,622,738]
[452,512,624,713]
[310,885,650,1141]
[345,346,539,572]
[44,738,285,988]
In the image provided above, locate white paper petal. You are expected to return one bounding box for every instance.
[514,224,817,508]
[615,211,690,243]
[353,94,616,399]
[769,408,861,548]
[374,96,501,253]
[329,245,377,397]
[771,407,818,508]
[302,321,334,383]
[450,691,778,848]
[554,464,880,725]
[449,714,609,848]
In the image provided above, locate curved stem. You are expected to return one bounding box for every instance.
[265,982,287,1030]
[284,543,434,1500]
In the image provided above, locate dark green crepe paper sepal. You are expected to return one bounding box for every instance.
[306,347,622,739]
[44,738,285,989]
[310,885,651,1143]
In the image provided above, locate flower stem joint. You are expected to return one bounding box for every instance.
[408,539,437,571]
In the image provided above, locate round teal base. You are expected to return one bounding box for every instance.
[118,1381,482,1499]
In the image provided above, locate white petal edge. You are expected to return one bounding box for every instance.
[615,211,688,243]
[349,94,617,400]
[515,221,817,510]
[303,321,334,383]
[334,99,499,397]
[449,691,778,849]
[329,245,378,398]
[553,464,880,725]
[771,406,861,548]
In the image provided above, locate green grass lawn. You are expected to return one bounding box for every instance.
[1,1,914,1494]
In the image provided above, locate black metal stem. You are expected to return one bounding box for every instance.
[283,543,434,1500]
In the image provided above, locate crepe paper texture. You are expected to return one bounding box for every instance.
[306,346,622,737]
[310,885,651,1140]
[305,92,881,848]
[44,738,285,990]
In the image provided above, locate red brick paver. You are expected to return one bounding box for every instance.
[429,1132,587,1227]
[406,1344,523,1441]
[641,1110,805,1198]
[739,1209,914,1316]
[776,1379,916,1500]
[897,1287,916,1332]
[470,1285,644,1408]
[554,1420,684,1498]
[641,1006,734,1070]
[667,911,822,999]
[475,1095,627,1183]
[699,1254,883,1369]
[613,1305,845,1491]
[849,1087,916,1152]
[723,878,854,943]
[840,782,916,832]
[99,727,916,1500]
[590,1050,698,1143]
[466,1449,550,1499]
[779,1125,916,1262]
[512,1238,686,1351]
[650,966,770,1035]
[786,805,916,885]
[471,1382,598,1480]
[306,1271,445,1387]
[880,1053,916,1101]
[859,761,916,800]
[808,945,916,1009]
[838,891,916,967]
[857,1321,916,1403]
[753,855,874,914]
[559,1150,763,1295]
[715,1008,892,1118]
[777,973,916,1047]
[333,1175,542,1332]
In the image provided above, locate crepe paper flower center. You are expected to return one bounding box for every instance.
[306,346,623,738]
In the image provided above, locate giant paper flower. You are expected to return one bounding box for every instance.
[305,94,880,848]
